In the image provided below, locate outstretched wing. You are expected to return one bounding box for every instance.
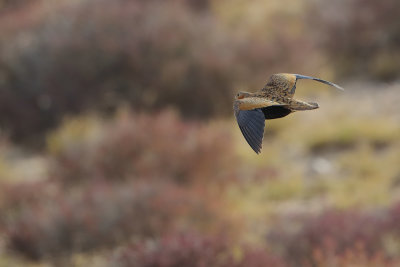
[235,109,265,154]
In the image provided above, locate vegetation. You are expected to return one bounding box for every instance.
[0,0,399,266]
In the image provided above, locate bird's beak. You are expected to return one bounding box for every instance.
[295,74,344,91]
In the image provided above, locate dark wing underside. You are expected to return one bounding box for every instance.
[235,109,265,154]
[261,106,292,120]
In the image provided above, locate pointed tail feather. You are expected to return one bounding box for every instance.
[289,100,319,111]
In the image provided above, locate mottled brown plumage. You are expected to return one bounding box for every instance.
[234,73,343,154]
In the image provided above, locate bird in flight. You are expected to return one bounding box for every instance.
[234,73,344,154]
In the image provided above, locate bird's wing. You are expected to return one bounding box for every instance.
[234,97,282,110]
[261,106,292,120]
[235,109,265,154]
[261,73,297,98]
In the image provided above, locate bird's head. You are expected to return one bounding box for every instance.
[235,91,251,100]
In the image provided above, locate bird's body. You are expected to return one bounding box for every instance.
[234,73,343,154]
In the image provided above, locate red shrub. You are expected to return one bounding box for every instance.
[308,0,400,80]
[49,110,236,186]
[2,180,223,261]
[0,0,238,144]
[111,231,287,267]
[312,244,400,267]
[385,201,400,236]
[268,209,389,266]
[0,110,254,261]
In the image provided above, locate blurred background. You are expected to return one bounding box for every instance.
[0,0,399,266]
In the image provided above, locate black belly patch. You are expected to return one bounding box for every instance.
[261,106,292,120]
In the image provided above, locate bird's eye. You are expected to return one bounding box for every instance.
[236,93,245,99]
